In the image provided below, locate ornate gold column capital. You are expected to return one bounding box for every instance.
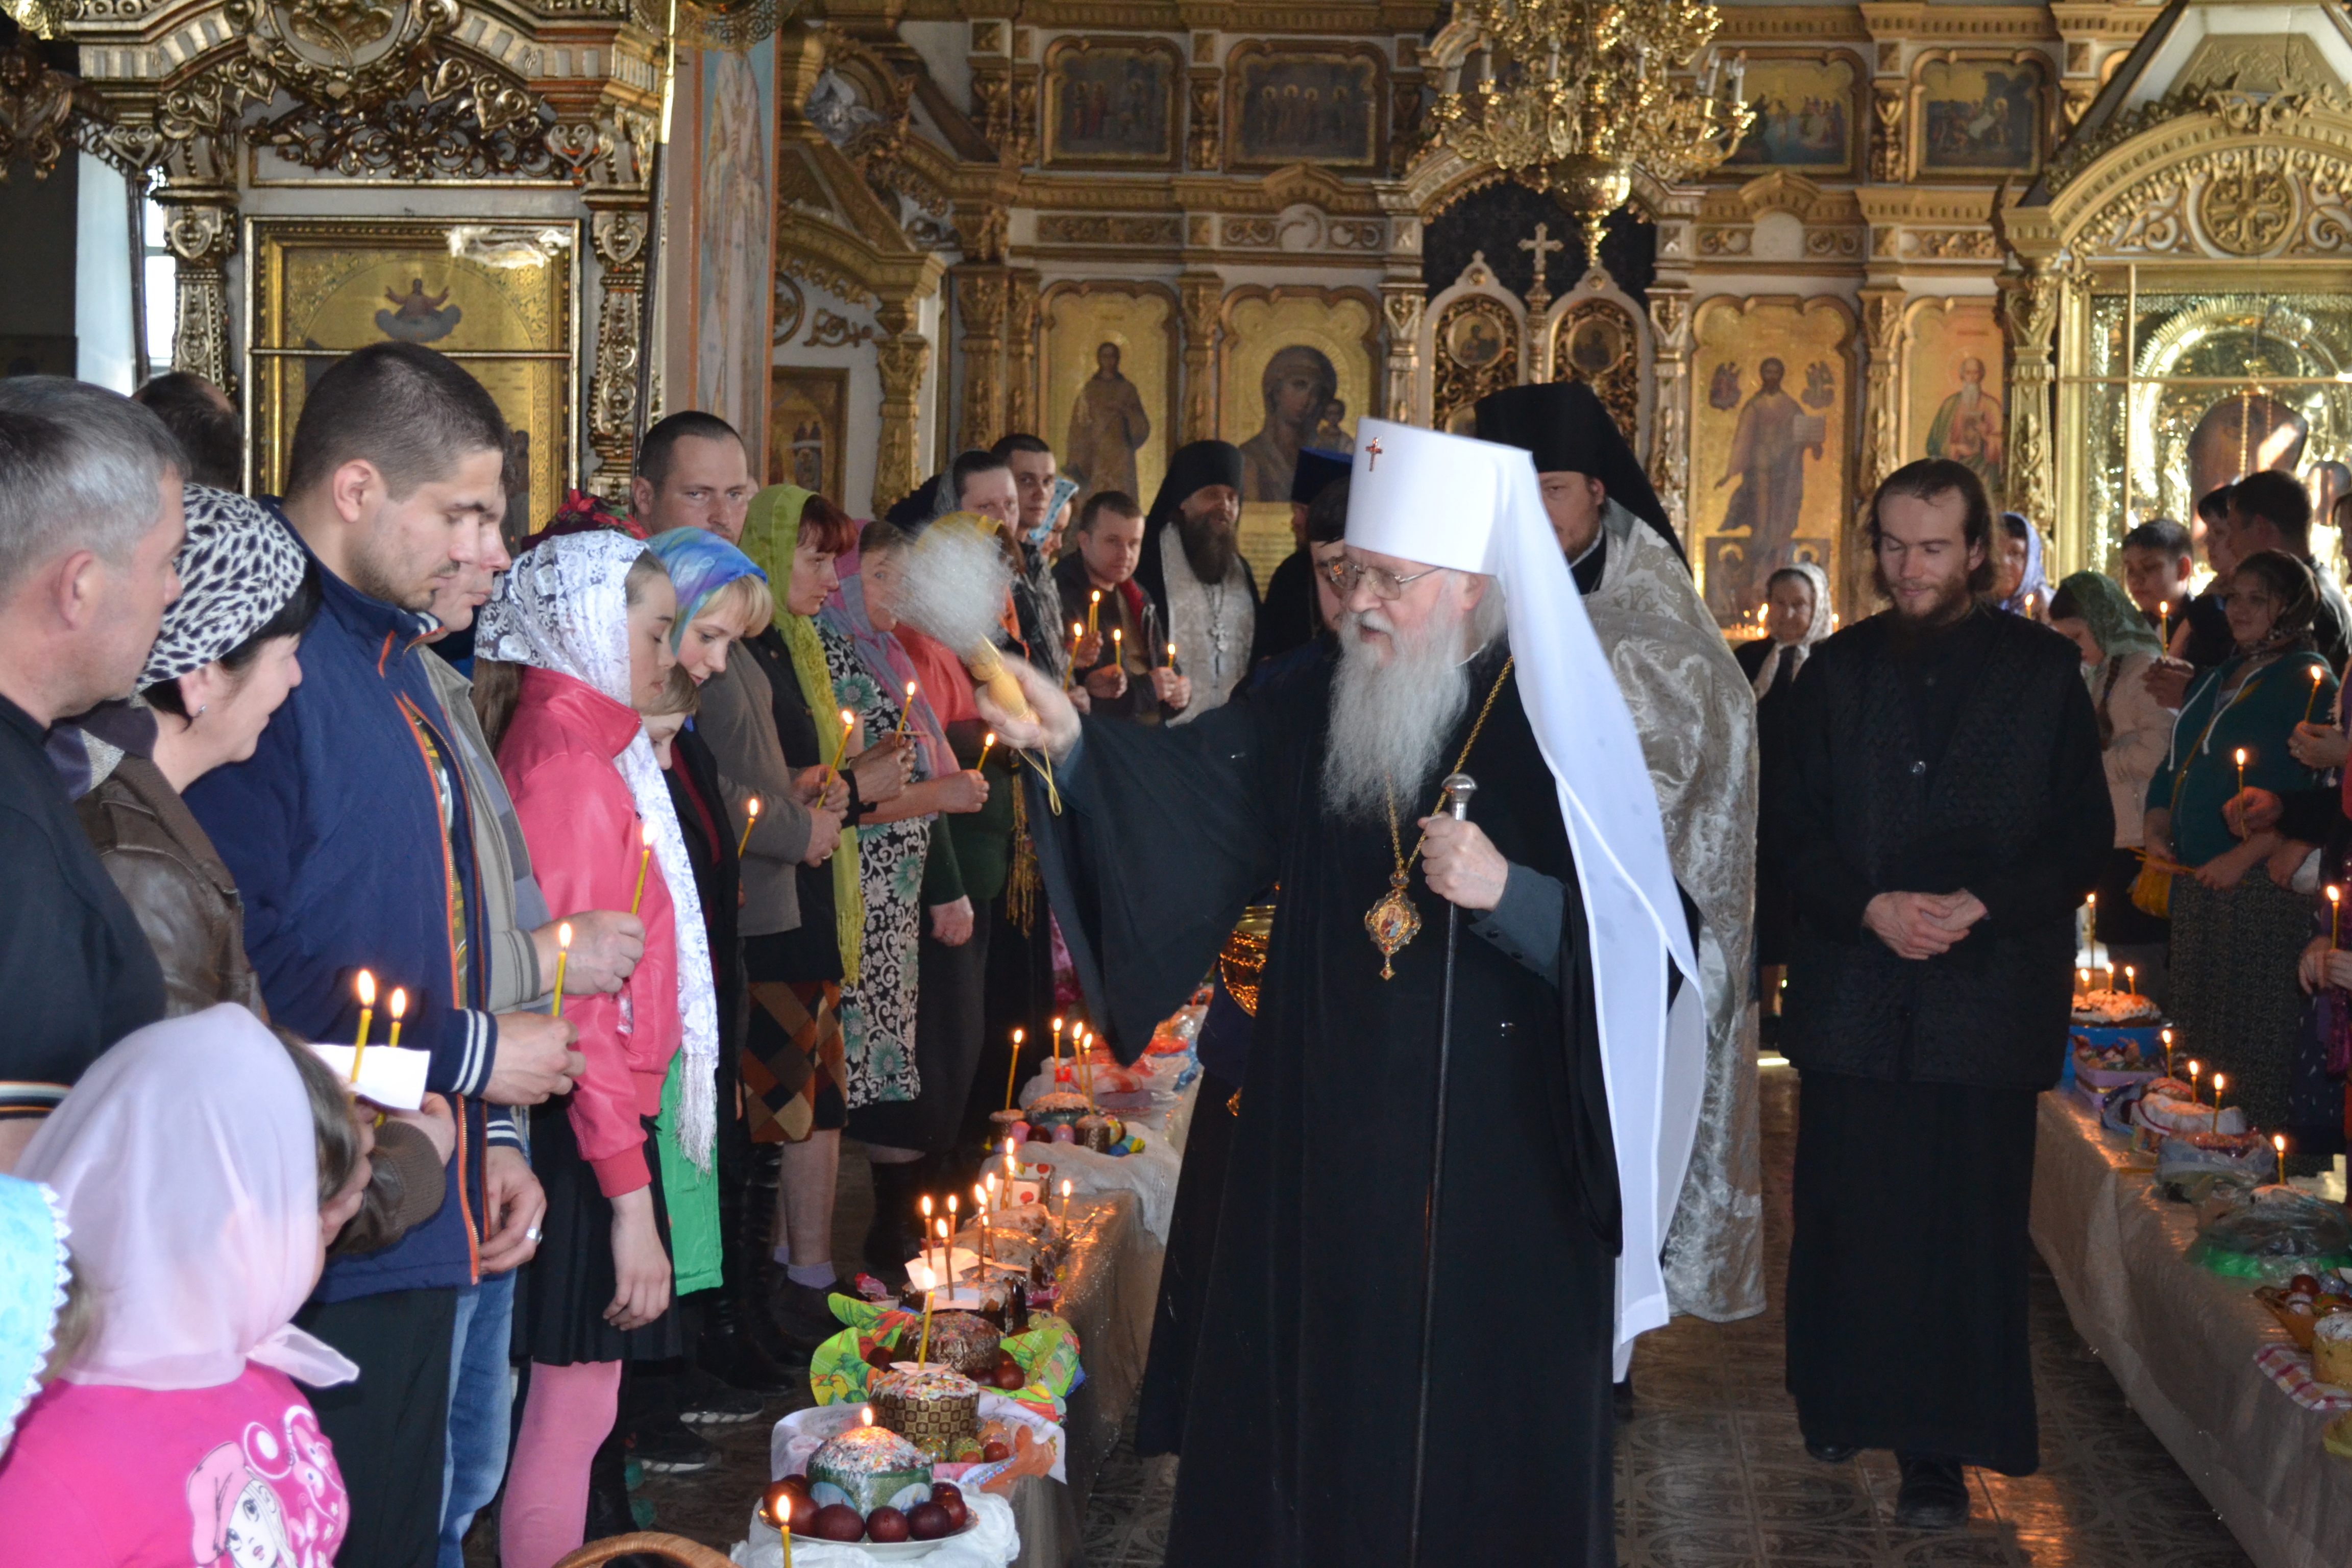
[1998,264,2064,528]
[953,263,1010,456]
[1380,284,1426,425]
[153,186,238,395]
[1178,273,1222,444]
[873,298,932,518]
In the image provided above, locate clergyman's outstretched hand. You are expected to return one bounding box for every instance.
[976,657,1082,760]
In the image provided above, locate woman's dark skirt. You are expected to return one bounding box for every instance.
[2169,871,2312,1135]
[846,922,993,1158]
[521,1104,684,1365]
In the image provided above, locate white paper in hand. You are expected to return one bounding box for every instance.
[305,1043,431,1111]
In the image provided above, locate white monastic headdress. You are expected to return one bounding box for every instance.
[1345,416,1705,1356]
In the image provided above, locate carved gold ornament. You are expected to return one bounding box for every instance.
[1430,0,1751,253]
[2199,165,2297,255]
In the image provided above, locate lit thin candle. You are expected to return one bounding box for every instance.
[2161,1027,2173,1077]
[2332,885,2342,950]
[1165,641,1178,671]
[349,970,377,1084]
[891,679,917,742]
[630,819,655,914]
[1003,1027,1024,1112]
[946,1193,959,1291]
[2211,1072,2225,1133]
[1052,1016,1065,1072]
[920,1194,934,1284]
[737,796,760,859]
[1087,589,1100,635]
[918,1287,935,1367]
[977,731,996,772]
[2159,600,2170,646]
[386,987,407,1049]
[2085,892,2096,957]
[552,923,572,1017]
[2187,1059,2201,1102]
[2123,965,2135,996]
[2275,1133,2288,1182]
[2307,665,2326,724]
[825,707,855,780]
[2235,747,2249,831]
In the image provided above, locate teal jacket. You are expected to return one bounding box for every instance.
[2146,648,2337,866]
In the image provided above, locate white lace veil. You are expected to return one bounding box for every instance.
[477,531,719,1171]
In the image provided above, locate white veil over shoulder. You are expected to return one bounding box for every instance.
[1346,417,1705,1354]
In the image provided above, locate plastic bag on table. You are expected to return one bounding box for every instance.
[2186,1187,2352,1286]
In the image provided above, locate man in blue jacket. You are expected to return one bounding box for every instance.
[188,342,584,1568]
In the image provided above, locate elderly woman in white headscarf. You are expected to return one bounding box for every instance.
[0,1006,373,1561]
[1736,561,1833,1006]
[473,530,718,1568]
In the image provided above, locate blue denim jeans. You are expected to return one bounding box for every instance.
[438,1268,517,1568]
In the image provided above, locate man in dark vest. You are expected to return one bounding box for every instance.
[1763,457,2109,1528]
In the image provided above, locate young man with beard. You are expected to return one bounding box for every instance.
[1764,457,2108,1528]
[988,420,1701,1564]
[1133,439,1257,721]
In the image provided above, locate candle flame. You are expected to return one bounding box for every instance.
[356,969,376,1006]
[985,730,996,748]
[905,680,917,698]
[2236,747,2248,765]
[2159,600,2168,617]
[389,987,407,1019]
[920,1194,933,1217]
[974,1184,987,1206]
[1090,590,1100,604]
[936,1218,949,1239]
[747,797,760,819]
[947,1193,958,1216]
[1013,1026,1025,1044]
[1061,1179,1072,1198]
[1052,1016,1064,1031]
[861,1406,874,1427]
[558,921,573,949]
[2188,1059,2200,1076]
[2213,1072,2225,1093]
[642,820,655,846]
[2333,886,2342,906]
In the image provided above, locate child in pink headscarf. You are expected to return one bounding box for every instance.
[0,1006,372,1566]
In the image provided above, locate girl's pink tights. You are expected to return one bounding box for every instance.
[498,1359,622,1568]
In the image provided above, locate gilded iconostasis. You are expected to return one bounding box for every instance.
[48,0,2352,625]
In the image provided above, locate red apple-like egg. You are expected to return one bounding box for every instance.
[812,1502,866,1542]
[906,1501,953,1540]
[982,1439,1011,1462]
[865,1506,911,1542]
[991,1361,1027,1389]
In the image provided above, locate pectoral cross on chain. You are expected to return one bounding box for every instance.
[1365,438,1383,471]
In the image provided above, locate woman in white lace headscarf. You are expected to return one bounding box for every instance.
[475,531,717,1568]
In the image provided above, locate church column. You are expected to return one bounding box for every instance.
[1179,272,1222,443]
[156,187,237,395]
[584,193,651,500]
[874,298,932,516]
[1999,261,2062,532]
[1645,287,1693,540]
[1854,286,1907,615]
[1005,270,1041,440]
[1381,283,1425,425]
[954,263,1009,455]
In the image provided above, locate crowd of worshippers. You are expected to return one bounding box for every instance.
[0,336,2343,1568]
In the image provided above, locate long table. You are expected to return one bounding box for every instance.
[2030,1091,2352,1568]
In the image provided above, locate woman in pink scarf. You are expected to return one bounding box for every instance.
[0,1005,372,1566]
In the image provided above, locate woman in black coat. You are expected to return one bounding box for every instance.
[1736,562,1832,1028]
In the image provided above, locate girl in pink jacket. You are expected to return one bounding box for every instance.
[476,532,720,1568]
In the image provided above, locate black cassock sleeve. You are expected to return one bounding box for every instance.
[1028,697,1287,1065]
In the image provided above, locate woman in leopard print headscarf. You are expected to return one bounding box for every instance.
[76,485,320,1017]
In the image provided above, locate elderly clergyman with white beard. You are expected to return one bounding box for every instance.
[983,420,1702,1565]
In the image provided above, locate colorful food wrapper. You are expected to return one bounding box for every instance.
[997,1313,1082,1420]
[806,1294,922,1407]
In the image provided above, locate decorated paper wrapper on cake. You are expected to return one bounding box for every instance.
[1021,1091,1091,1132]
[2185,1189,2352,1285]
[805,1422,933,1515]
[873,1365,985,1458]
[811,1297,1083,1420]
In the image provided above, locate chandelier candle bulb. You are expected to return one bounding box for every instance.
[737,796,759,859]
[630,819,655,914]
[552,923,571,1018]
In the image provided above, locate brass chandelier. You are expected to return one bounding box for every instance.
[1432,0,1752,254]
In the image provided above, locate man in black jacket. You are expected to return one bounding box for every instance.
[0,378,181,1169]
[1763,458,2109,1528]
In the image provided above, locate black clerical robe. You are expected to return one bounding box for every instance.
[1034,649,1621,1566]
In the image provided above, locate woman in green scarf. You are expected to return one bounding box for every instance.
[730,484,915,1346]
[2050,569,2179,1001]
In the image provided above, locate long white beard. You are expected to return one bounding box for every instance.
[1321,588,1500,823]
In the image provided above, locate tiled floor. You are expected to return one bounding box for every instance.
[1073,1058,2258,1568]
[475,1063,2259,1566]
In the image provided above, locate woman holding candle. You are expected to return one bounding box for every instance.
[821,518,993,1274]
[2046,571,2178,1006]
[477,533,719,1568]
[2146,550,2336,1140]
[733,488,917,1345]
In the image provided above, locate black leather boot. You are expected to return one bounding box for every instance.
[862,1155,930,1283]
[701,1143,805,1387]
